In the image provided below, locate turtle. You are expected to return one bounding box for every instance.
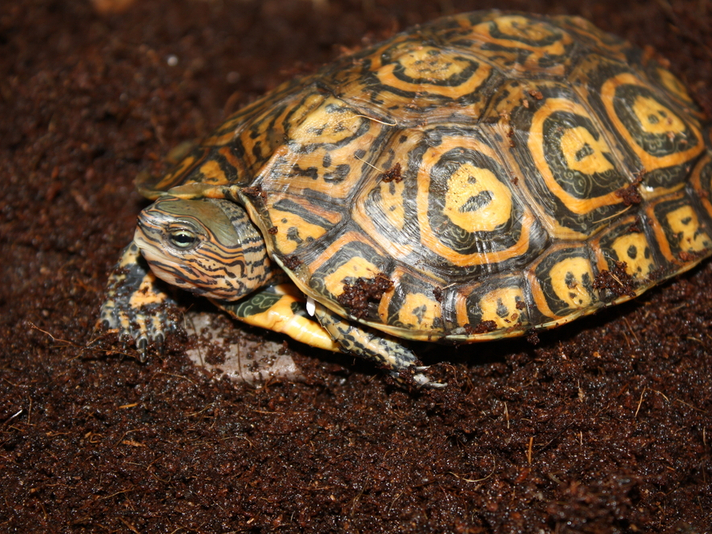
[100,10,712,386]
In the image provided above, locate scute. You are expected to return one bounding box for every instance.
[151,10,712,342]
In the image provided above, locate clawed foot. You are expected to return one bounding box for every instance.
[100,299,175,358]
[98,242,178,358]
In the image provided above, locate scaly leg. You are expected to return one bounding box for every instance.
[314,304,443,387]
[99,242,177,355]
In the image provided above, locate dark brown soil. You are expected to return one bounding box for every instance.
[2,1,711,532]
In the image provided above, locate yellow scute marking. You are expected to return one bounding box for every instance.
[398,293,441,330]
[495,16,554,41]
[610,233,654,278]
[657,68,693,103]
[560,126,614,175]
[323,257,380,297]
[395,45,471,82]
[667,206,711,252]
[549,257,595,309]
[271,210,329,255]
[478,287,526,329]
[289,97,364,147]
[632,96,686,136]
[444,163,512,232]
[199,159,228,184]
[376,180,406,231]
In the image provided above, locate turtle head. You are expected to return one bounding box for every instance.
[134,196,277,301]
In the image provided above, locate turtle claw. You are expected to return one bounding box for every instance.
[395,366,447,389]
[411,372,447,389]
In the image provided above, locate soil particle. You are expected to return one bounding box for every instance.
[465,320,498,335]
[241,184,266,200]
[2,1,712,532]
[337,272,393,319]
[282,254,302,270]
[379,161,402,183]
[616,175,644,206]
[593,261,639,299]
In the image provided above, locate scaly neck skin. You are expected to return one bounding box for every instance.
[134,196,281,301]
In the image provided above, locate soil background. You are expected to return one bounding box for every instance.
[2,0,712,532]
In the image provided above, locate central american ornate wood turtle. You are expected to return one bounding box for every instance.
[100,11,712,385]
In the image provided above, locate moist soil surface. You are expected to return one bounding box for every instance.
[2,0,712,532]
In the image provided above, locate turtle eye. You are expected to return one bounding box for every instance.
[169,229,198,249]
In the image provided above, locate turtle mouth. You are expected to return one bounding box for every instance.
[134,216,163,256]
[134,216,186,281]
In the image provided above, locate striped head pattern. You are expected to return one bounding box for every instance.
[134,196,276,300]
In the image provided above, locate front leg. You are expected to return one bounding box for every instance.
[99,242,178,354]
[313,304,444,387]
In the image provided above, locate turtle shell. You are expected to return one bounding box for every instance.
[138,11,712,343]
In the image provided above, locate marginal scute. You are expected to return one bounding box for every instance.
[379,267,445,337]
[690,153,712,222]
[440,274,530,341]
[647,192,712,265]
[592,216,658,280]
[528,244,598,322]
